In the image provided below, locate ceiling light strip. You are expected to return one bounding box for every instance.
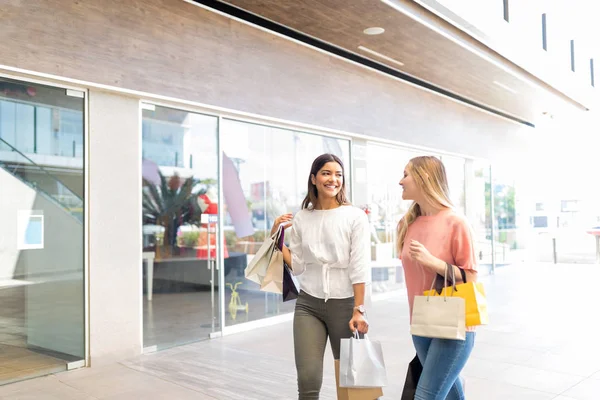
[358,46,405,67]
[493,81,518,94]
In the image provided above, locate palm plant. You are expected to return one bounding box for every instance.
[142,171,206,258]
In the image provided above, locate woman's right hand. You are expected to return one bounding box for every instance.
[271,213,293,235]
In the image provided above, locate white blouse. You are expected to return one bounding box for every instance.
[288,205,370,301]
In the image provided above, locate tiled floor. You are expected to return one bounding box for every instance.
[0,286,67,386]
[0,285,27,348]
[143,286,295,349]
[0,345,66,386]
[1,262,600,399]
[143,268,402,349]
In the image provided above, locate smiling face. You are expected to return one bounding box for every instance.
[311,161,343,199]
[399,163,420,201]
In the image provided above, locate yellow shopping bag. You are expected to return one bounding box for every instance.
[424,282,489,327]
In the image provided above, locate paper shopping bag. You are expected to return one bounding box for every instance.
[335,360,383,400]
[260,248,284,293]
[244,226,283,285]
[410,295,466,340]
[282,262,299,302]
[339,334,387,388]
[424,281,488,327]
[401,354,422,400]
[411,263,466,340]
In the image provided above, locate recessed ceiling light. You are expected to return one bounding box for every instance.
[363,27,385,35]
[358,46,405,67]
[493,81,518,94]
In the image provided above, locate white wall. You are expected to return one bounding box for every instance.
[88,90,142,365]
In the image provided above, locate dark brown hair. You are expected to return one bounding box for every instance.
[301,153,350,210]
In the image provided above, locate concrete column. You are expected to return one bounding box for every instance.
[88,90,142,365]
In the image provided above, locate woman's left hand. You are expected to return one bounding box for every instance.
[409,240,440,270]
[349,311,369,334]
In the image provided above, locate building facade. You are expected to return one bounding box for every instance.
[0,0,595,384]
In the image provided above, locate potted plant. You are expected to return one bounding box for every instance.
[142,171,206,259]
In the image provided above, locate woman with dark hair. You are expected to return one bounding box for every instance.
[271,153,371,400]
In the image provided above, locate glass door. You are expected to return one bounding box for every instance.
[0,77,85,385]
[141,104,220,351]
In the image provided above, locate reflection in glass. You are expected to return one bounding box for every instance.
[442,155,466,216]
[141,105,220,349]
[365,144,423,294]
[0,77,85,385]
[468,160,493,272]
[221,119,351,326]
[492,168,519,267]
[0,87,84,159]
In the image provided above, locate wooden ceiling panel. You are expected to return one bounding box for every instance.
[219,0,585,124]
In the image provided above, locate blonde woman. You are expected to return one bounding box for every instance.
[398,156,477,400]
[272,153,370,400]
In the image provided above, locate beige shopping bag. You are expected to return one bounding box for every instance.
[335,360,383,400]
[244,225,283,286]
[410,296,466,340]
[259,248,284,293]
[410,263,466,340]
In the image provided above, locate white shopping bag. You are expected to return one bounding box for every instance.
[339,332,387,389]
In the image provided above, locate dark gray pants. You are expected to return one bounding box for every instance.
[294,291,354,400]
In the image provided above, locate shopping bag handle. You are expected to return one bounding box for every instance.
[270,224,285,251]
[277,224,285,251]
[428,263,458,300]
[352,330,367,340]
[434,264,467,294]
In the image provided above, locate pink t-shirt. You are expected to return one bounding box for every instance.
[400,208,477,329]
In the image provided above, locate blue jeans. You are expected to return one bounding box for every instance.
[412,332,475,400]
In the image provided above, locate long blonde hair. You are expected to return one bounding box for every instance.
[397,156,453,252]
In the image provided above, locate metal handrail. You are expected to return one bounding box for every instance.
[0,137,83,205]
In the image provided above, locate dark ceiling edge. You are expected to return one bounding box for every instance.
[189,0,535,128]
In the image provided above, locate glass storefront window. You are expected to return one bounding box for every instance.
[141,105,220,350]
[0,77,85,384]
[463,160,533,271]
[0,82,84,160]
[364,147,482,286]
[442,155,466,216]
[138,105,497,339]
[492,166,521,267]
[365,144,423,293]
[221,119,351,326]
[468,160,493,272]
